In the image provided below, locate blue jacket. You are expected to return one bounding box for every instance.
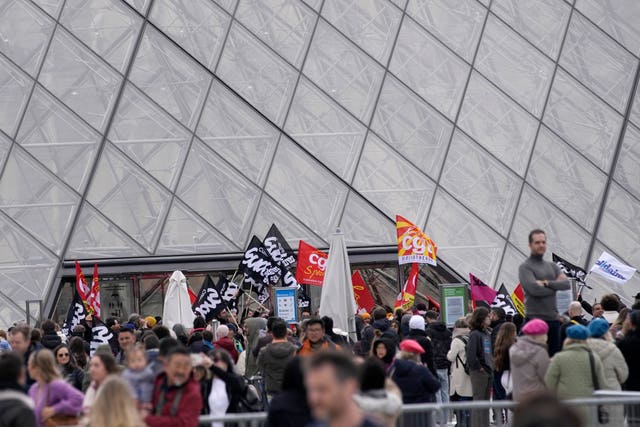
[391,359,440,404]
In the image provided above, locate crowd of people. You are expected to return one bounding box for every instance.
[0,229,638,427]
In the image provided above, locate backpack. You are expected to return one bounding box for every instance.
[237,379,264,412]
[454,335,470,375]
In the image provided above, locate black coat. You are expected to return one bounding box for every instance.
[426,322,453,369]
[266,390,312,427]
[391,359,440,404]
[618,330,640,391]
[0,383,37,427]
[405,330,436,375]
[40,333,62,350]
[205,365,246,414]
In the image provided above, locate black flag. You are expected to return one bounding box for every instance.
[62,289,87,338]
[219,275,241,311]
[90,316,117,356]
[192,275,225,321]
[490,284,517,316]
[298,287,311,311]
[264,224,297,270]
[552,253,588,286]
[240,236,283,287]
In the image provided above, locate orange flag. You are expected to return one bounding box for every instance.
[396,215,437,266]
[395,263,419,310]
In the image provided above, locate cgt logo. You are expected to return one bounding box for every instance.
[401,235,434,255]
[309,253,327,271]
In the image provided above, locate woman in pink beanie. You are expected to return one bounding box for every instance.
[509,319,550,401]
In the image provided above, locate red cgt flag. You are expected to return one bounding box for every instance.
[75,261,91,310]
[295,240,327,286]
[86,264,101,317]
[395,263,419,310]
[352,271,376,313]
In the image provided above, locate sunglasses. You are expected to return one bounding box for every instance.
[57,353,70,357]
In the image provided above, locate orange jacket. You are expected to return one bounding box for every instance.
[297,338,339,356]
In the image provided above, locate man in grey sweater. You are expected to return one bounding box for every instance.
[518,229,570,357]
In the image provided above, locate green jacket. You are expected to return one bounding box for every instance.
[545,342,606,399]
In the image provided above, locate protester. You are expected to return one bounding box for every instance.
[187,317,206,354]
[0,351,37,427]
[214,325,239,363]
[447,318,472,427]
[173,324,189,346]
[353,358,403,427]
[518,229,570,356]
[204,348,247,423]
[89,375,146,427]
[115,326,136,364]
[8,325,42,387]
[600,294,621,324]
[68,336,88,370]
[298,318,339,356]
[53,344,84,391]
[122,343,155,409]
[405,314,436,374]
[509,319,550,402]
[306,351,379,427]
[466,307,492,427]
[370,337,396,371]
[244,314,267,377]
[257,319,296,398]
[493,322,516,425]
[545,324,606,424]
[83,352,119,417]
[617,310,640,391]
[27,349,83,427]
[609,307,630,340]
[145,346,202,427]
[587,318,628,425]
[266,358,312,427]
[40,320,62,351]
[227,323,245,353]
[425,310,452,422]
[391,340,440,404]
[370,307,399,346]
[512,392,582,427]
[559,301,588,343]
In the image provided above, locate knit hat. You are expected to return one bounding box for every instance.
[409,315,425,331]
[145,316,157,328]
[521,319,549,335]
[399,339,425,354]
[588,318,609,338]
[566,324,589,340]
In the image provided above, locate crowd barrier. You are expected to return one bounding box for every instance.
[196,392,640,427]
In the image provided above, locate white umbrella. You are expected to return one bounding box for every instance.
[163,270,196,330]
[319,228,358,342]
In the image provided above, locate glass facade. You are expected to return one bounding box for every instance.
[0,0,639,325]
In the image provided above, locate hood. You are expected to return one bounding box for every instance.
[392,359,417,376]
[265,342,296,359]
[372,338,396,364]
[510,336,547,367]
[353,390,402,415]
[429,322,447,332]
[587,338,617,360]
[372,318,390,332]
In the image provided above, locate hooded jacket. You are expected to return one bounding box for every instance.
[371,338,396,370]
[40,332,62,351]
[509,336,550,401]
[618,330,640,391]
[587,338,628,391]
[426,322,452,369]
[353,387,403,427]
[405,329,436,375]
[446,327,472,397]
[390,359,440,404]
[257,341,296,393]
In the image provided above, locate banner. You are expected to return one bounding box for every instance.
[552,253,587,285]
[351,271,376,313]
[396,215,437,266]
[395,263,419,310]
[490,284,516,316]
[297,287,311,311]
[90,316,116,356]
[61,289,87,338]
[192,275,225,321]
[511,284,525,317]
[240,236,283,287]
[86,264,101,317]
[469,273,498,308]
[295,240,327,286]
[219,275,241,311]
[264,224,297,270]
[75,261,91,311]
[590,251,636,285]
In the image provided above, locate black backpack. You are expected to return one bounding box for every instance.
[454,335,470,375]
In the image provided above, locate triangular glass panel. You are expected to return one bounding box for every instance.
[86,143,172,252]
[177,139,261,246]
[250,193,327,249]
[109,83,192,191]
[0,133,12,172]
[129,26,211,129]
[0,147,80,255]
[65,202,150,259]
[0,55,33,137]
[339,191,395,247]
[156,198,239,255]
[197,80,279,186]
[16,86,100,193]
[0,212,57,302]
[31,0,64,18]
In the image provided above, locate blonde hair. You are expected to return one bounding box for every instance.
[395,350,420,363]
[124,343,147,366]
[89,375,145,427]
[29,349,61,384]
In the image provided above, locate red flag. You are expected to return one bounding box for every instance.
[469,273,498,308]
[187,286,197,305]
[395,263,419,310]
[352,271,376,313]
[295,240,327,286]
[425,294,441,311]
[75,261,90,310]
[511,284,525,317]
[396,215,437,266]
[86,264,101,317]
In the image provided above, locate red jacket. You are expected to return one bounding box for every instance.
[145,372,203,427]
[215,336,239,363]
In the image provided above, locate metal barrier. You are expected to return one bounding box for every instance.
[197,394,640,427]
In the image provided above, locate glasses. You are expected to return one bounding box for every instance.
[57,353,70,358]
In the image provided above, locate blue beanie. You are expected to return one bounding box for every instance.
[566,324,589,340]
[588,318,609,338]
